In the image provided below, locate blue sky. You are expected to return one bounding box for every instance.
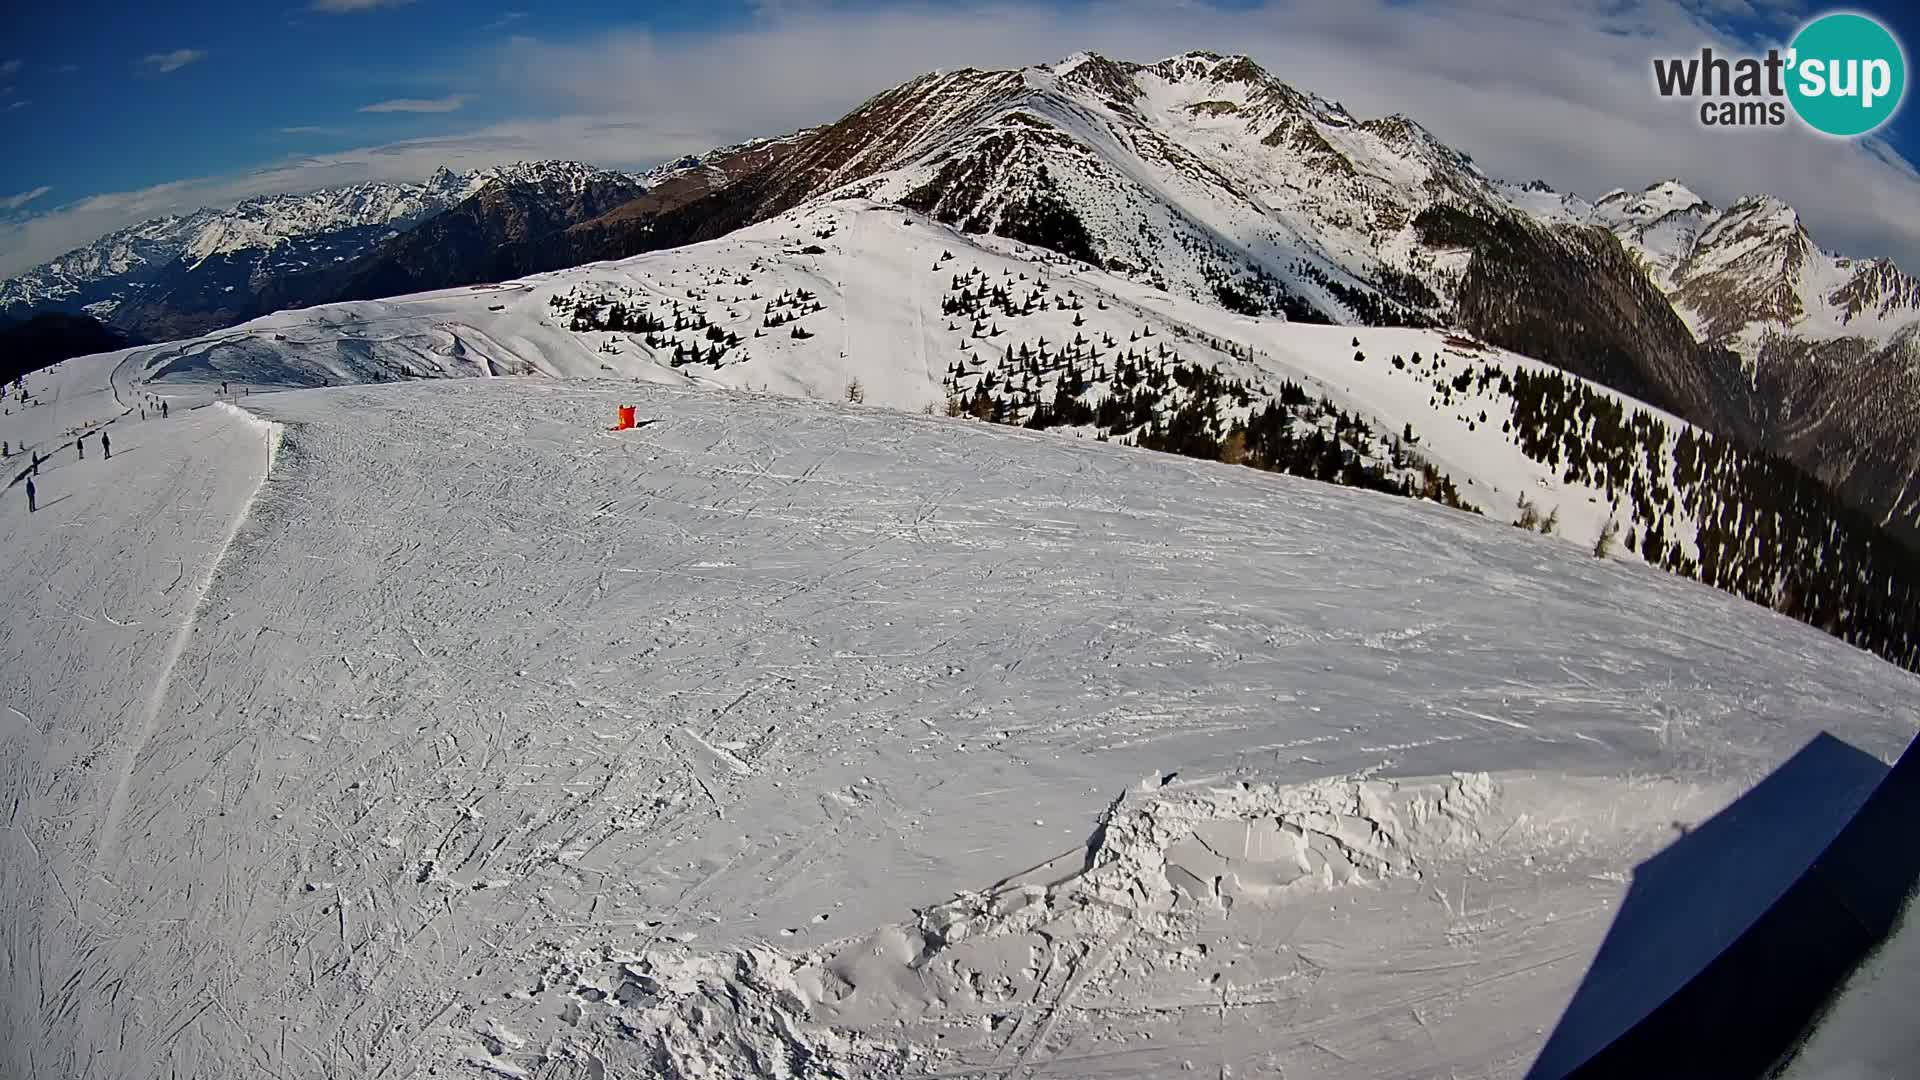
[0,1,772,200]
[2,0,1918,276]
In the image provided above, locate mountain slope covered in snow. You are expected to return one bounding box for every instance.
[517,52,1500,328]
[80,199,1920,673]
[1,344,1915,1078]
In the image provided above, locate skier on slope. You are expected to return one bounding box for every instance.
[77,434,85,460]
[101,432,111,459]
[24,476,35,513]
[161,400,169,419]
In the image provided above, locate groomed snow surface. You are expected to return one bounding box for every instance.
[3,343,1916,1080]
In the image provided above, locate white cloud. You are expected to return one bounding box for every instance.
[483,11,528,31]
[359,95,468,114]
[5,0,1918,280]
[6,100,27,112]
[0,59,22,77]
[1,186,51,212]
[142,49,207,74]
[279,125,351,136]
[312,0,415,11]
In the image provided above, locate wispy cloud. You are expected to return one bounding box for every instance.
[279,125,352,136]
[483,11,528,31]
[0,59,22,77]
[312,0,416,11]
[1,186,52,212]
[6,100,28,112]
[359,94,467,114]
[141,49,207,74]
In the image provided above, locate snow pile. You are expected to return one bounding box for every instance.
[474,771,1502,1077]
[442,767,1775,1079]
[939,771,1497,931]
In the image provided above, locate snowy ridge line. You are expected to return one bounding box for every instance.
[87,405,281,883]
[484,770,1506,1078]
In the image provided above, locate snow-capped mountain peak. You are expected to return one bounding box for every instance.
[463,159,636,198]
[179,181,464,266]
[1594,178,1711,219]
[1048,50,1105,76]
[1527,177,1919,358]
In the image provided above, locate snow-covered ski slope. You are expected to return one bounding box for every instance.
[1,349,1915,1077]
[107,200,1710,560]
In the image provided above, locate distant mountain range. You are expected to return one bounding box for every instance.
[4,51,1917,539]
[0,161,649,340]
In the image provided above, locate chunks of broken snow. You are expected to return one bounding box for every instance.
[501,770,1506,1077]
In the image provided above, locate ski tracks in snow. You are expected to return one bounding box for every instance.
[90,410,280,884]
[3,375,1915,1079]
[0,398,282,1080]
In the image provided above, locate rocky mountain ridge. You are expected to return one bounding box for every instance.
[0,160,642,335]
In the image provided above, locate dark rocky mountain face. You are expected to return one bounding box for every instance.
[0,313,136,383]
[1413,205,1744,424]
[558,136,806,240]
[519,75,1027,274]
[99,173,650,329]
[105,223,409,341]
[317,175,648,304]
[1741,331,1920,547]
[1414,201,1920,548]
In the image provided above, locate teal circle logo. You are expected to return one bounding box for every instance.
[1787,12,1906,136]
